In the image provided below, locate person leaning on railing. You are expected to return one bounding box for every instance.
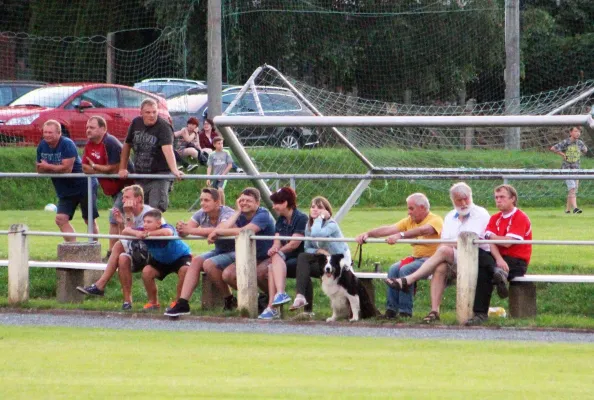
[289,196,351,319]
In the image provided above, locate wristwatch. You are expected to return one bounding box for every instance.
[400,232,405,239]
[278,251,286,261]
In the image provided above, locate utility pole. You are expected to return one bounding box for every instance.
[207,0,222,118]
[106,32,115,84]
[504,0,521,149]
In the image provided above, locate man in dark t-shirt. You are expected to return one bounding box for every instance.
[36,119,99,242]
[118,98,182,212]
[82,116,134,257]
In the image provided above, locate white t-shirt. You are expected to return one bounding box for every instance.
[441,204,490,252]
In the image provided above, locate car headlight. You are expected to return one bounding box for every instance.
[5,113,40,126]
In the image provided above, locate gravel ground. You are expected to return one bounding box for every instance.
[1,310,594,343]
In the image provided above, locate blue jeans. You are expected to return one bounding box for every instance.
[386,257,427,315]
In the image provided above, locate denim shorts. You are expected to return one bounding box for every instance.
[201,249,236,270]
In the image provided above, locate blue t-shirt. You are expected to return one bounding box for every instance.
[275,209,308,258]
[37,136,96,198]
[237,206,275,259]
[144,223,192,264]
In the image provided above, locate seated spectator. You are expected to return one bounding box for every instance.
[289,196,351,319]
[174,117,205,172]
[76,184,153,310]
[257,187,308,320]
[164,188,235,317]
[122,209,191,311]
[198,118,219,157]
[466,184,532,325]
[203,187,275,311]
[385,182,490,324]
[355,193,443,319]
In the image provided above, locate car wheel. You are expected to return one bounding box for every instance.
[279,131,300,149]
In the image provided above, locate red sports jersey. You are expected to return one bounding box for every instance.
[83,133,133,196]
[485,208,532,264]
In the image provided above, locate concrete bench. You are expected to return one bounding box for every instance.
[353,271,594,318]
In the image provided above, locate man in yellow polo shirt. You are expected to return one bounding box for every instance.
[355,193,443,319]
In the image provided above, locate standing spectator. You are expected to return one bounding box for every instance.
[203,187,275,311]
[122,209,191,310]
[118,98,182,212]
[466,184,532,325]
[36,119,99,242]
[550,126,588,214]
[82,116,134,260]
[258,187,308,320]
[289,196,351,318]
[385,183,490,324]
[76,184,153,310]
[174,117,203,172]
[355,193,443,319]
[164,188,235,317]
[206,136,233,205]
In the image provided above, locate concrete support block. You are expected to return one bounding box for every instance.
[201,271,226,310]
[56,241,101,303]
[509,282,537,318]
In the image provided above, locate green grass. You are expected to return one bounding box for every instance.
[1,325,593,399]
[1,208,594,327]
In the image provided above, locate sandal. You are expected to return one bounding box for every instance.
[422,311,440,324]
[384,277,410,293]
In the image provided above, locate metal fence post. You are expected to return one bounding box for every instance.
[235,230,258,318]
[456,232,479,324]
[8,224,29,304]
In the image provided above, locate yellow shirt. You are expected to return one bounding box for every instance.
[395,212,444,258]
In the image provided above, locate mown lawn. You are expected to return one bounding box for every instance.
[1,325,593,400]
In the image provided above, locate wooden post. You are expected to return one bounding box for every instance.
[235,230,258,318]
[8,224,29,304]
[456,232,479,324]
[106,32,115,84]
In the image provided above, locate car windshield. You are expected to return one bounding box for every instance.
[167,93,208,113]
[10,86,82,107]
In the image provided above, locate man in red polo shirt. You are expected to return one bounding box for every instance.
[466,184,532,325]
[82,116,134,259]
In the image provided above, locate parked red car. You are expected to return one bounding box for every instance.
[0,83,171,145]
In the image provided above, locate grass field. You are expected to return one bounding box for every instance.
[1,325,593,399]
[1,207,594,328]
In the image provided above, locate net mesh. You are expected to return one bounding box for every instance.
[223,65,594,207]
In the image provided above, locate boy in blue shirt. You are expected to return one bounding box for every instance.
[122,209,192,310]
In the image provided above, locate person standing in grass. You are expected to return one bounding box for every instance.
[122,209,191,311]
[206,136,233,205]
[466,184,532,326]
[550,126,588,214]
[258,187,308,320]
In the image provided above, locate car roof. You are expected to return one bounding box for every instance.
[0,80,47,85]
[136,78,206,85]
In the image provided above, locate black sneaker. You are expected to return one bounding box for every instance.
[573,208,583,214]
[382,309,398,320]
[465,313,488,326]
[76,283,104,296]
[122,302,132,311]
[164,300,190,317]
[223,295,238,311]
[492,269,509,299]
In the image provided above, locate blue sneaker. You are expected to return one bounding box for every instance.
[258,307,280,320]
[271,292,291,306]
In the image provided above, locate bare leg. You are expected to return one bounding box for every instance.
[176,265,189,300]
[142,265,160,304]
[430,262,449,313]
[568,188,577,210]
[256,259,269,292]
[55,213,76,242]
[203,260,232,297]
[218,188,225,206]
[222,264,237,290]
[117,255,133,303]
[83,219,99,235]
[179,256,204,300]
[182,148,199,160]
[266,265,276,308]
[398,245,455,286]
[95,241,125,290]
[270,254,288,294]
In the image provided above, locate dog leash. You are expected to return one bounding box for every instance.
[352,243,363,269]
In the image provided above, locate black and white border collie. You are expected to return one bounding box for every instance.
[321,254,377,322]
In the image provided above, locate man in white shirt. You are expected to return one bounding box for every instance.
[385,182,490,323]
